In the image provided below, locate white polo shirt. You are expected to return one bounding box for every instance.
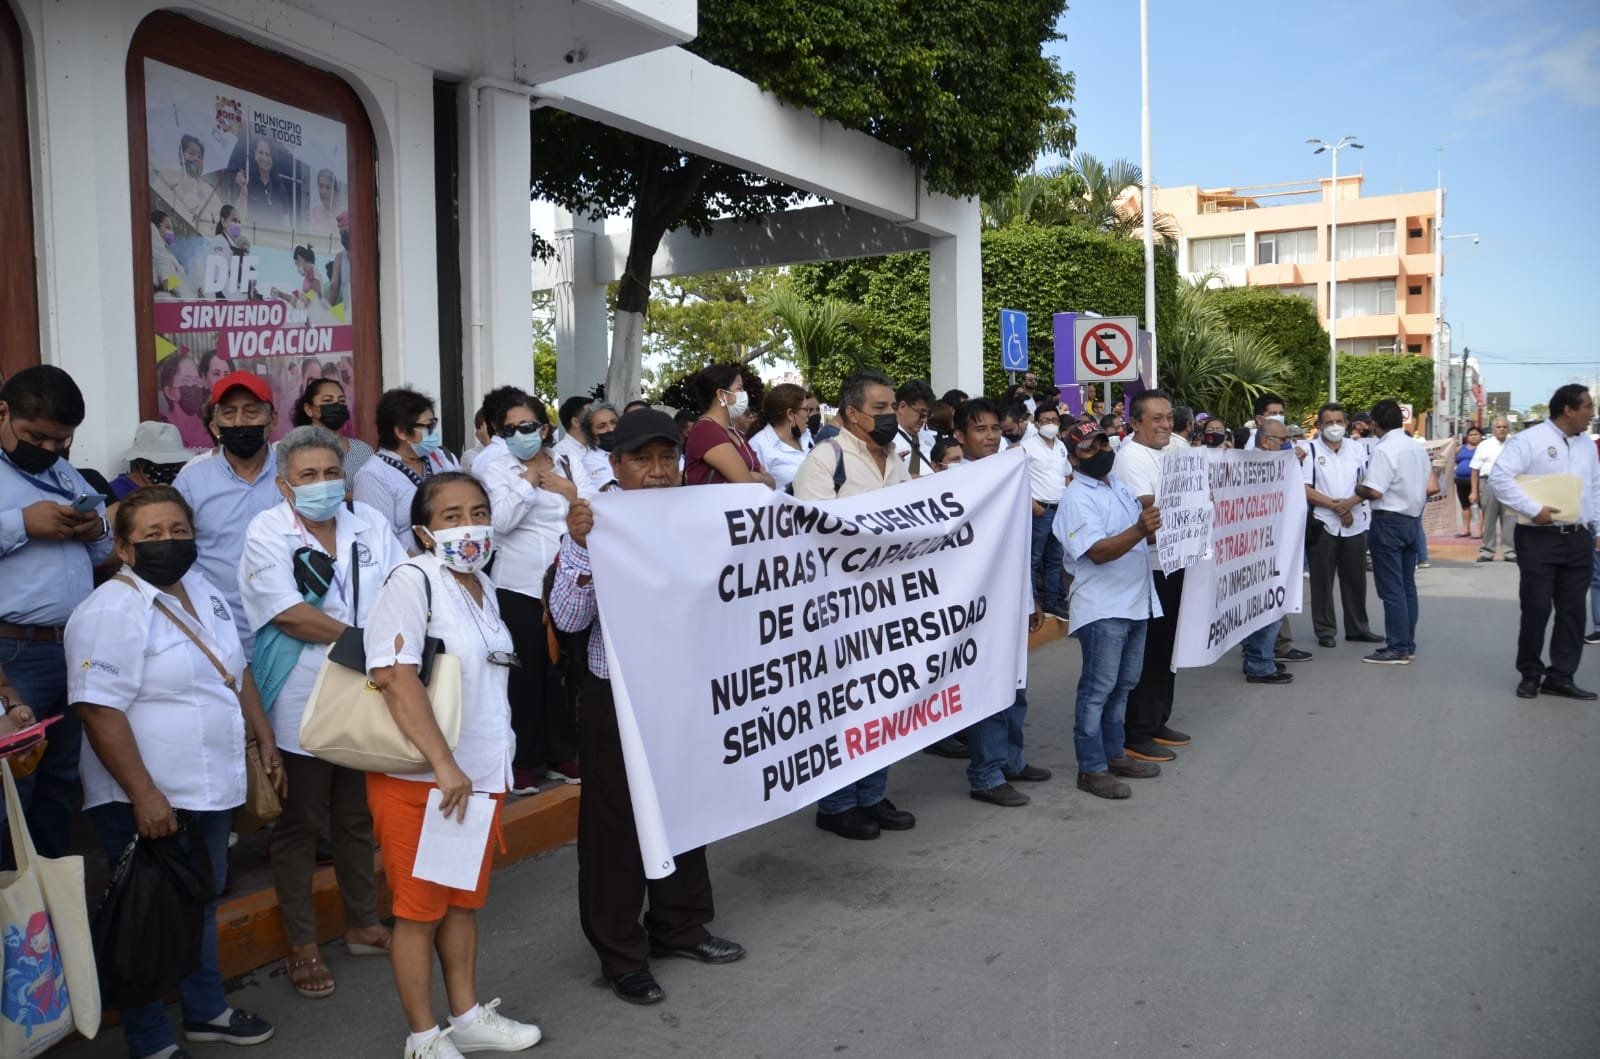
[1489,419,1600,526]
[1468,434,1505,478]
[474,437,570,597]
[1365,429,1432,517]
[1019,432,1070,505]
[67,568,247,812]
[750,424,810,493]
[1301,438,1371,536]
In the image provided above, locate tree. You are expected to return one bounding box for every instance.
[1157,279,1289,426]
[1204,286,1330,416]
[762,286,874,387]
[980,154,1176,240]
[641,269,788,390]
[1333,353,1436,417]
[530,0,1074,401]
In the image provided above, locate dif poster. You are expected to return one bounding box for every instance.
[143,58,356,448]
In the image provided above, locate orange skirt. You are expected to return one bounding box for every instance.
[366,772,504,923]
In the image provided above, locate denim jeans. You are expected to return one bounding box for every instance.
[967,689,1027,791]
[1030,507,1064,610]
[90,804,233,1059]
[1369,511,1421,656]
[1072,618,1145,773]
[817,767,889,815]
[0,638,82,865]
[1241,618,1282,677]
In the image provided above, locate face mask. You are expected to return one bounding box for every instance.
[1265,414,1286,424]
[506,430,543,460]
[316,402,350,432]
[178,384,207,416]
[1321,424,1346,443]
[723,390,749,417]
[1203,433,1226,448]
[131,538,198,587]
[226,222,242,240]
[217,424,267,460]
[412,423,441,459]
[1076,450,1116,479]
[2,426,61,475]
[183,157,203,178]
[940,460,962,471]
[806,413,822,437]
[862,411,900,448]
[421,524,493,574]
[1108,435,1123,452]
[596,432,617,453]
[339,229,351,250]
[790,422,803,442]
[290,479,345,522]
[1039,423,1061,440]
[161,229,176,247]
[145,461,186,486]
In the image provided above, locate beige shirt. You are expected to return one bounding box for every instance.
[791,427,911,500]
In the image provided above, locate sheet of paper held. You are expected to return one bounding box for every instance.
[414,789,495,890]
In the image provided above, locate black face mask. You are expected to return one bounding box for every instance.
[339,229,351,251]
[2,421,62,475]
[317,403,350,432]
[596,433,617,453]
[1202,433,1226,448]
[131,538,198,587]
[217,424,268,459]
[790,422,803,441]
[861,412,900,448]
[806,413,822,437]
[1076,450,1116,480]
[177,385,207,416]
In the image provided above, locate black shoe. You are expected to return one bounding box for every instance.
[183,1009,275,1045]
[609,969,665,1004]
[1585,632,1600,645]
[1362,648,1411,665]
[1123,740,1176,763]
[1246,670,1294,684]
[1317,637,1337,648]
[1540,678,1599,701]
[922,735,968,759]
[859,798,916,830]
[1504,554,1517,561]
[1151,726,1190,747]
[1345,632,1386,644]
[650,936,747,964]
[1476,555,1493,563]
[969,783,1029,807]
[1076,771,1131,799]
[1003,764,1053,782]
[1275,648,1313,662]
[1107,756,1161,779]
[815,806,881,840]
[1516,678,1540,699]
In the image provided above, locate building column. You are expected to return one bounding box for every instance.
[464,85,533,411]
[928,196,983,397]
[552,207,608,400]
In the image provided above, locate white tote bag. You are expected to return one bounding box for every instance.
[0,758,100,1055]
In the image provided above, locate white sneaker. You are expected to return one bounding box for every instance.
[450,999,542,1052]
[405,1028,466,1059]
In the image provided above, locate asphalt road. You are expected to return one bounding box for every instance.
[58,558,1600,1058]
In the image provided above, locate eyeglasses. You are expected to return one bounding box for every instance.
[486,650,522,669]
[498,423,544,437]
[411,420,439,433]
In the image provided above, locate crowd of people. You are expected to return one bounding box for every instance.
[0,357,1594,1059]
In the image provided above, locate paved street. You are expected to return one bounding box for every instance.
[60,558,1600,1058]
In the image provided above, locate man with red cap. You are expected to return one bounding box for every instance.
[174,370,281,648]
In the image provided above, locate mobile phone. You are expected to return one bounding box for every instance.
[71,492,106,514]
[0,715,61,759]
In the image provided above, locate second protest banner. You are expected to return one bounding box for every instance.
[587,451,1032,877]
[1172,449,1306,667]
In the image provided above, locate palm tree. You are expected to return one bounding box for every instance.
[1058,152,1180,242]
[1159,277,1287,424]
[762,286,873,386]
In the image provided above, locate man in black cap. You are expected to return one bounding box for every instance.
[549,409,745,1005]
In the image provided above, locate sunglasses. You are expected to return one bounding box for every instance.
[498,422,545,437]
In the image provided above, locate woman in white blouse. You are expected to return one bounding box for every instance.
[365,472,541,1059]
[354,387,459,555]
[472,388,577,792]
[67,485,281,1057]
[748,382,810,493]
[239,426,407,1000]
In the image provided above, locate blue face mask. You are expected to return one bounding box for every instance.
[506,431,543,461]
[413,422,441,459]
[291,479,346,522]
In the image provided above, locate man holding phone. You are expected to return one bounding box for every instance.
[0,365,113,865]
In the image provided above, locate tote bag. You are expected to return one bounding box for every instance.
[0,759,99,1055]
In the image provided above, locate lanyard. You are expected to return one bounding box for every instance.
[0,452,77,501]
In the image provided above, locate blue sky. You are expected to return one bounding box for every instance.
[1052,0,1600,410]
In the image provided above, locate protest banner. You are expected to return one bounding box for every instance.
[1154,447,1213,574]
[1172,449,1307,668]
[587,452,1032,877]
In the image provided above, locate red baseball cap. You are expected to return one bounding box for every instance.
[1066,421,1107,449]
[210,370,272,406]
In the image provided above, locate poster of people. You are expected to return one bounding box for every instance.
[144,58,356,447]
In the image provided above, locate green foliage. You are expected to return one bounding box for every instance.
[531,291,557,410]
[1333,354,1436,417]
[762,286,876,392]
[1158,280,1290,426]
[1205,286,1330,416]
[641,270,788,389]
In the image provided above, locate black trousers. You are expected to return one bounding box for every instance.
[1514,524,1592,680]
[1125,567,1184,743]
[497,589,577,770]
[578,674,714,978]
[1307,526,1373,640]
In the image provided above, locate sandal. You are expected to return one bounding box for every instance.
[345,926,392,956]
[286,949,335,999]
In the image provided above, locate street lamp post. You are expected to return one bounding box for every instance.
[1309,136,1363,401]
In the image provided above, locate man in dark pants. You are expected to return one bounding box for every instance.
[1302,402,1383,647]
[1489,384,1600,700]
[0,366,112,866]
[549,410,745,1005]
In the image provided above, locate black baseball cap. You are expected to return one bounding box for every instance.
[610,408,680,453]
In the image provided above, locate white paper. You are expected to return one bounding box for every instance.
[413,789,495,890]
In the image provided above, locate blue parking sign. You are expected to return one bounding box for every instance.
[999,309,1028,372]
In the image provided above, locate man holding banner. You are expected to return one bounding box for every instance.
[1240,422,1297,685]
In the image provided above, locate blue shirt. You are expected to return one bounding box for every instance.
[0,452,113,626]
[1053,473,1162,632]
[174,448,281,649]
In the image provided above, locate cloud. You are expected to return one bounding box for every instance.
[1459,27,1600,117]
